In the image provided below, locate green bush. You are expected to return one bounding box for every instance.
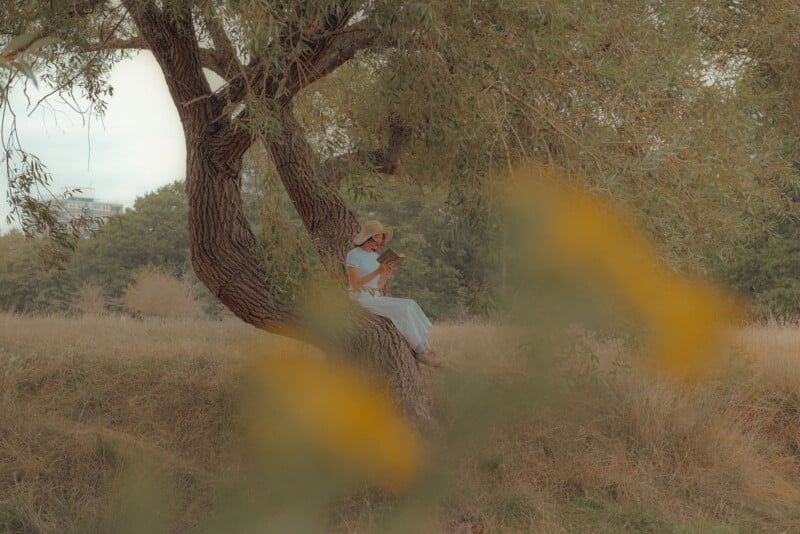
[716,227,800,320]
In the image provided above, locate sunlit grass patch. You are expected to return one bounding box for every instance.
[428,321,525,374]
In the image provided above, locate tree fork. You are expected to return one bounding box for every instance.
[126,1,433,423]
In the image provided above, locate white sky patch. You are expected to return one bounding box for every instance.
[1,51,186,232]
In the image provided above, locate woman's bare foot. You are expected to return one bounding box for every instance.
[414,349,441,367]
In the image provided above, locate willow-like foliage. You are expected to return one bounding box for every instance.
[293,1,800,271]
[0,0,797,270]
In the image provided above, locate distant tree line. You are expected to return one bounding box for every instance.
[0,182,195,316]
[4,163,800,322]
[0,179,498,321]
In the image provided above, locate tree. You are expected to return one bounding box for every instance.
[2,1,448,421]
[667,1,800,319]
[0,230,74,314]
[3,1,800,420]
[70,181,191,297]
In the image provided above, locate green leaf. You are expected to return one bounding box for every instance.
[24,36,60,55]
[0,31,42,56]
[12,60,38,87]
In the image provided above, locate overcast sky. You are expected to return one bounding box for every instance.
[0,51,186,233]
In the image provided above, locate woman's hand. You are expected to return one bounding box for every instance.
[378,260,396,275]
[376,260,395,289]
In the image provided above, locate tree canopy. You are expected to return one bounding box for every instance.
[2,1,797,266]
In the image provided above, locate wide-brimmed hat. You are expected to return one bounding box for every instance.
[353,220,393,246]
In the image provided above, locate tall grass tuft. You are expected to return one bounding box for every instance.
[121,271,205,319]
[72,282,107,316]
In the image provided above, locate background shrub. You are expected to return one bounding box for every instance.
[121,271,204,319]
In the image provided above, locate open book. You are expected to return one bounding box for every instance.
[377,247,406,265]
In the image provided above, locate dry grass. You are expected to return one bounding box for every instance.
[121,272,205,319]
[3,315,800,532]
[1,314,249,532]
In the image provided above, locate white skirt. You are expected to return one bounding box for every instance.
[351,291,433,353]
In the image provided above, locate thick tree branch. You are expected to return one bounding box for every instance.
[268,102,360,269]
[220,13,375,108]
[81,37,147,51]
[123,1,218,125]
[66,0,106,18]
[199,6,241,79]
[323,116,413,188]
[198,47,228,78]
[284,19,377,100]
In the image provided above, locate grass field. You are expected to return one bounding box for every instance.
[3,313,800,532]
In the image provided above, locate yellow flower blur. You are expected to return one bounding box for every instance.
[247,345,424,491]
[509,163,738,380]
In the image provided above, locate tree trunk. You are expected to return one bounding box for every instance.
[344,314,434,424]
[127,3,294,331]
[186,131,298,330]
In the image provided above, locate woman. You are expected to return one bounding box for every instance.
[346,220,438,365]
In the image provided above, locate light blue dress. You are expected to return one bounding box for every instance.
[345,247,433,353]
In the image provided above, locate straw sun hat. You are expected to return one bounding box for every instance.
[353,220,393,246]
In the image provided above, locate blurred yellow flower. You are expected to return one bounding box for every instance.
[247,345,424,491]
[508,162,739,380]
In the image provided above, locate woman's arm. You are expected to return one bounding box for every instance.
[347,261,393,289]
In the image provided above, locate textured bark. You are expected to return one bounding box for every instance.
[322,115,412,188]
[126,2,432,422]
[345,314,434,423]
[267,104,358,269]
[126,2,293,331]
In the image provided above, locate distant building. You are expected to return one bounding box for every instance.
[59,195,123,220]
[54,192,124,234]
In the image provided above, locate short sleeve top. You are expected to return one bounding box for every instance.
[345,247,380,290]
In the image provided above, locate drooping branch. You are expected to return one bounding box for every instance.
[37,3,147,54]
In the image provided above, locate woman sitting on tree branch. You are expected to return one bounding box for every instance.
[346,220,439,366]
